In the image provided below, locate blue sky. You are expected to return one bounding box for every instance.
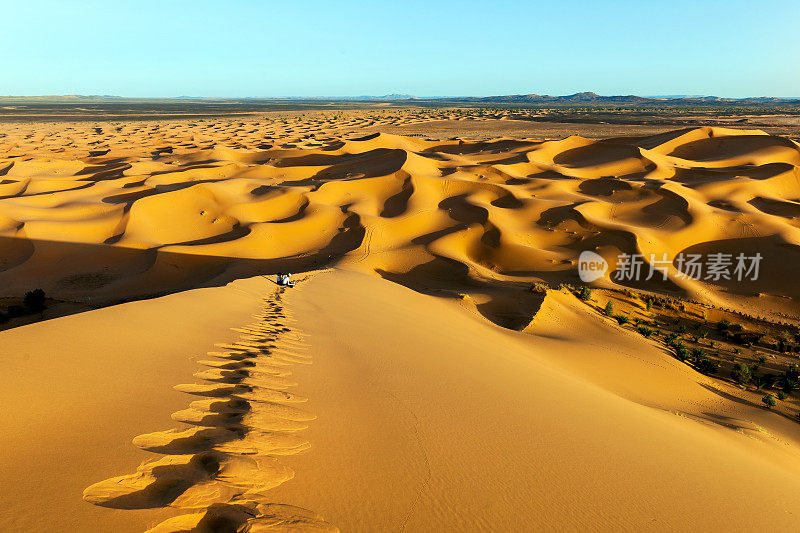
[1,0,797,98]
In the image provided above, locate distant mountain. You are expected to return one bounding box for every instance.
[473,92,654,104]
[272,94,419,101]
[425,92,800,107]
[358,94,417,100]
[255,92,800,106]
[1,93,798,107]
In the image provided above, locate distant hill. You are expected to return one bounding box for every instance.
[424,92,800,107]
[1,92,799,108]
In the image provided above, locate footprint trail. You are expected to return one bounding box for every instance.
[82,285,336,532]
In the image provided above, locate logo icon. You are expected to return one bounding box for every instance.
[578,251,608,282]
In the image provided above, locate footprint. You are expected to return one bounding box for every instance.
[207,350,258,361]
[171,398,251,426]
[83,452,231,509]
[174,382,250,397]
[145,502,336,533]
[133,427,240,454]
[198,359,256,370]
[193,368,249,384]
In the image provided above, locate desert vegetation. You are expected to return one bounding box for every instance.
[573,284,800,418]
[0,288,47,325]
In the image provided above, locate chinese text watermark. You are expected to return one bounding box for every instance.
[578,251,763,282]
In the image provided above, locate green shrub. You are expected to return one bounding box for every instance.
[697,357,719,375]
[759,373,776,390]
[637,326,654,338]
[731,362,752,384]
[578,286,592,301]
[777,391,788,401]
[23,289,46,313]
[531,282,549,293]
[673,342,689,361]
[778,373,799,394]
[604,301,614,316]
[762,394,777,409]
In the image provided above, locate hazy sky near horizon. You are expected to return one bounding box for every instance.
[1,0,798,98]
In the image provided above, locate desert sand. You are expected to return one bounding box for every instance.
[2,112,800,531]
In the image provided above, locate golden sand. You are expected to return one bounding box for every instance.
[2,113,800,531]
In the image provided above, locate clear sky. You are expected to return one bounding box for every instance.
[1,0,797,98]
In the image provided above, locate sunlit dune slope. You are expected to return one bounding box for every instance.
[0,277,271,532]
[265,270,800,530]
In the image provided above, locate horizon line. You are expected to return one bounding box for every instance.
[2,92,800,101]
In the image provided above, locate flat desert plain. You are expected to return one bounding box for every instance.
[2,111,800,532]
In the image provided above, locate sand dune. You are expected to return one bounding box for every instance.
[2,120,800,320]
[3,115,800,531]
[266,270,800,530]
[0,277,281,531]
